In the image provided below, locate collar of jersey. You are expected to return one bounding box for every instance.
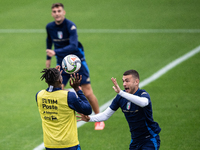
[55,18,66,27]
[46,87,62,92]
[134,88,140,95]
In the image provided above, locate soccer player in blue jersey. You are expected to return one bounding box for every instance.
[36,66,92,150]
[77,70,161,150]
[45,3,104,130]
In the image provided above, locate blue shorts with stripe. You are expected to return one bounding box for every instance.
[129,135,160,150]
[46,144,81,150]
[62,60,90,86]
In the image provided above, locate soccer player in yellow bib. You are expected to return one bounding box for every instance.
[36,66,92,150]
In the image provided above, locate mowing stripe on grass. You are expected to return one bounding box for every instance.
[1,29,200,33]
[33,45,200,150]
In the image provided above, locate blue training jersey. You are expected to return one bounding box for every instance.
[46,18,85,73]
[109,89,161,141]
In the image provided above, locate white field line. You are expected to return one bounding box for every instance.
[0,29,200,33]
[33,45,200,150]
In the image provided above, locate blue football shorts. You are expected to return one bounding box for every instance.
[46,144,81,150]
[129,135,160,150]
[61,61,90,86]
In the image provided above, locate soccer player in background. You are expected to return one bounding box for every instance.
[77,70,161,150]
[36,66,92,150]
[45,3,105,130]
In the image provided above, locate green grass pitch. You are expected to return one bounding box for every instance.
[0,0,200,149]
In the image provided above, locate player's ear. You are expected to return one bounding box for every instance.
[135,78,139,85]
[59,76,63,84]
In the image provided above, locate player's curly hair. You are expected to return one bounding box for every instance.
[40,68,60,85]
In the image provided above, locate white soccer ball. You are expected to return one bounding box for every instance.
[62,54,81,74]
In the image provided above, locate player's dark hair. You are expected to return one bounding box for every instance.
[51,3,64,9]
[40,68,60,85]
[123,70,140,80]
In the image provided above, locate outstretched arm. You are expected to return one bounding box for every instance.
[118,90,149,107]
[77,107,115,122]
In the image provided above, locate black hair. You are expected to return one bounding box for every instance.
[123,70,140,80]
[40,68,60,85]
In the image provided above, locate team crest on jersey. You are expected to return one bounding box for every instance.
[127,102,131,110]
[57,31,63,39]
